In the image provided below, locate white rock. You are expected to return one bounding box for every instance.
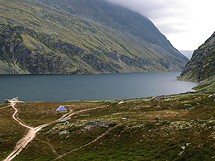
[118,101,125,104]
[59,130,69,135]
[181,146,186,150]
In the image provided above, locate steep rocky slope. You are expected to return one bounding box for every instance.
[0,0,188,74]
[179,32,215,82]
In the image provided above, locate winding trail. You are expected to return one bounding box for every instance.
[0,105,11,110]
[3,101,110,161]
[54,123,122,160]
[36,138,64,161]
[58,105,109,122]
[3,101,48,161]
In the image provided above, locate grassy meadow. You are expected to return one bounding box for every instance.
[0,88,214,160]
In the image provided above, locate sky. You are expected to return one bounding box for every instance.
[106,0,215,51]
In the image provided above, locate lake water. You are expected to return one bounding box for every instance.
[0,72,197,102]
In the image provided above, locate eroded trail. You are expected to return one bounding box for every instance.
[0,105,11,110]
[3,102,109,161]
[55,123,122,160]
[58,105,109,121]
[3,101,47,161]
[10,101,31,129]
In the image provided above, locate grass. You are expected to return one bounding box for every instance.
[0,0,187,74]
[0,104,26,159]
[194,80,215,93]
[15,102,105,127]
[0,87,214,160]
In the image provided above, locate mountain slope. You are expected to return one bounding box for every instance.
[0,0,188,74]
[179,32,215,82]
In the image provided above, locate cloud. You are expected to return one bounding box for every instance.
[106,0,215,50]
[106,0,187,33]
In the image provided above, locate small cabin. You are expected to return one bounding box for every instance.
[56,105,67,112]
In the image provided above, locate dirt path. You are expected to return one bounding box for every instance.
[3,101,47,161]
[58,105,109,122]
[36,138,64,161]
[10,101,32,129]
[0,105,11,110]
[3,102,109,161]
[54,123,122,160]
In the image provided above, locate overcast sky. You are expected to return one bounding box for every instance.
[106,0,215,51]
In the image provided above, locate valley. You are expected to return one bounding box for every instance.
[0,86,214,160]
[0,0,215,160]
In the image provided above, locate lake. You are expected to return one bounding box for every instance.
[0,72,197,102]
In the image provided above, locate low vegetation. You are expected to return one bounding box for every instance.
[0,84,214,160]
[179,32,215,82]
[0,105,26,159]
[0,0,187,74]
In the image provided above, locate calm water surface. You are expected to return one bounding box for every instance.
[0,72,197,102]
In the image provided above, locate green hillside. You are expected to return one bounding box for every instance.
[0,0,188,74]
[1,90,214,160]
[179,32,215,82]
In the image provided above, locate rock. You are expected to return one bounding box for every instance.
[186,143,191,146]
[181,146,186,150]
[208,94,215,98]
[0,0,189,74]
[59,130,69,135]
[179,32,215,82]
[178,151,184,156]
[84,120,113,128]
[118,101,125,104]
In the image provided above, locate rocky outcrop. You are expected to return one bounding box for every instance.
[84,120,113,128]
[0,24,77,74]
[179,32,215,82]
[0,0,188,74]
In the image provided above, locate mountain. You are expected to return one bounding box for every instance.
[179,32,215,82]
[0,0,188,74]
